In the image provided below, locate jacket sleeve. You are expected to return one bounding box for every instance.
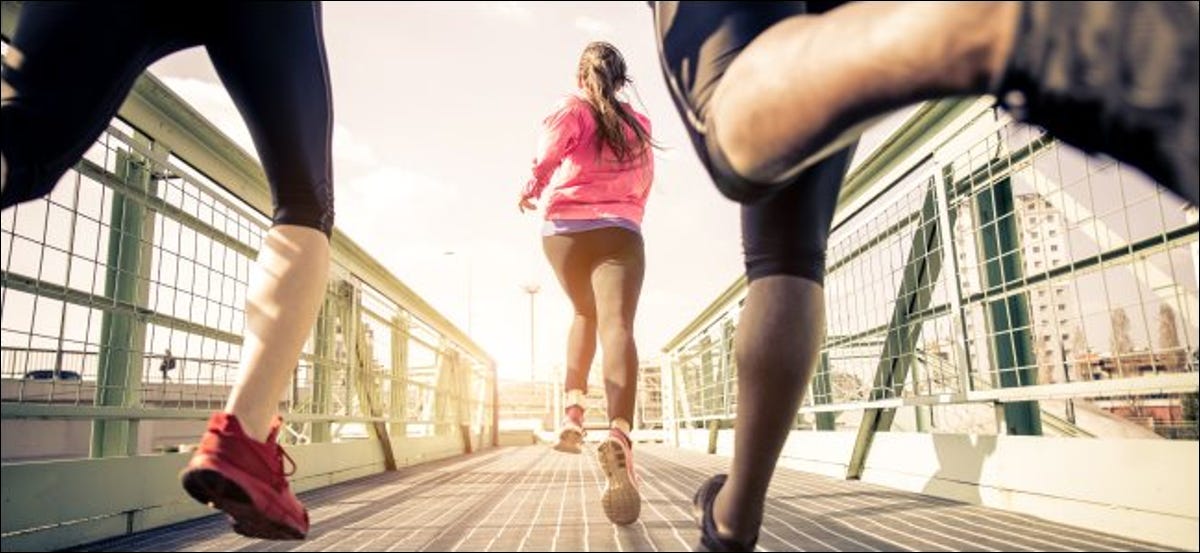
[521,98,583,200]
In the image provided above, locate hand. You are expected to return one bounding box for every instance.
[518,195,537,213]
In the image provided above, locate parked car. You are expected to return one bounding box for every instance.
[22,369,82,381]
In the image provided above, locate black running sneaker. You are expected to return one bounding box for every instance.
[692,474,757,552]
[996,1,1198,205]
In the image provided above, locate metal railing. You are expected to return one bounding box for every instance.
[0,53,497,460]
[662,98,1199,458]
[0,7,497,544]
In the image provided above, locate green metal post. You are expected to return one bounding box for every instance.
[341,282,356,431]
[813,351,837,430]
[91,148,156,458]
[911,359,932,432]
[699,335,714,417]
[491,367,500,447]
[311,291,337,443]
[721,320,735,419]
[707,420,719,455]
[976,177,1042,435]
[847,177,947,478]
[390,315,409,441]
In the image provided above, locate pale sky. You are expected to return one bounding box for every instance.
[4,2,1193,386]
[145,2,748,382]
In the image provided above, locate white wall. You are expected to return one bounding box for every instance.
[673,428,1199,550]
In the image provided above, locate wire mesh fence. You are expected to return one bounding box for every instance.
[665,103,1198,440]
[2,116,495,459]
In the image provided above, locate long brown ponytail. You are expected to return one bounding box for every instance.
[577,41,654,163]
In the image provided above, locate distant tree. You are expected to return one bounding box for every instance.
[1157,303,1184,370]
[831,371,867,402]
[1069,324,1090,380]
[1110,308,1134,377]
[1110,307,1132,354]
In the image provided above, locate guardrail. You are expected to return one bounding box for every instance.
[661,96,1198,464]
[1,4,497,548]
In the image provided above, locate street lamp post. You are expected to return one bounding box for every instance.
[521,283,545,429]
[521,283,540,381]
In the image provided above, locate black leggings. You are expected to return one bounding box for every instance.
[652,1,853,284]
[543,227,644,424]
[1,2,335,236]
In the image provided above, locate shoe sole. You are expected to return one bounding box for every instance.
[553,428,584,454]
[181,468,306,540]
[597,440,640,525]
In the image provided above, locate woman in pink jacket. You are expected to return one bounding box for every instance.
[518,41,653,526]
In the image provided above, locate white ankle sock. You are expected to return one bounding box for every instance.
[565,389,586,410]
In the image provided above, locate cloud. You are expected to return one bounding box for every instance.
[574,15,614,37]
[343,165,454,205]
[333,126,377,167]
[335,165,460,246]
[476,1,533,25]
[158,74,452,246]
[159,76,254,154]
[160,75,378,169]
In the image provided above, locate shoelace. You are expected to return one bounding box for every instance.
[273,444,297,489]
[566,417,587,438]
[611,433,641,487]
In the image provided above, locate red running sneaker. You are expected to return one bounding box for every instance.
[180,412,309,539]
[553,404,586,454]
[597,427,640,525]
